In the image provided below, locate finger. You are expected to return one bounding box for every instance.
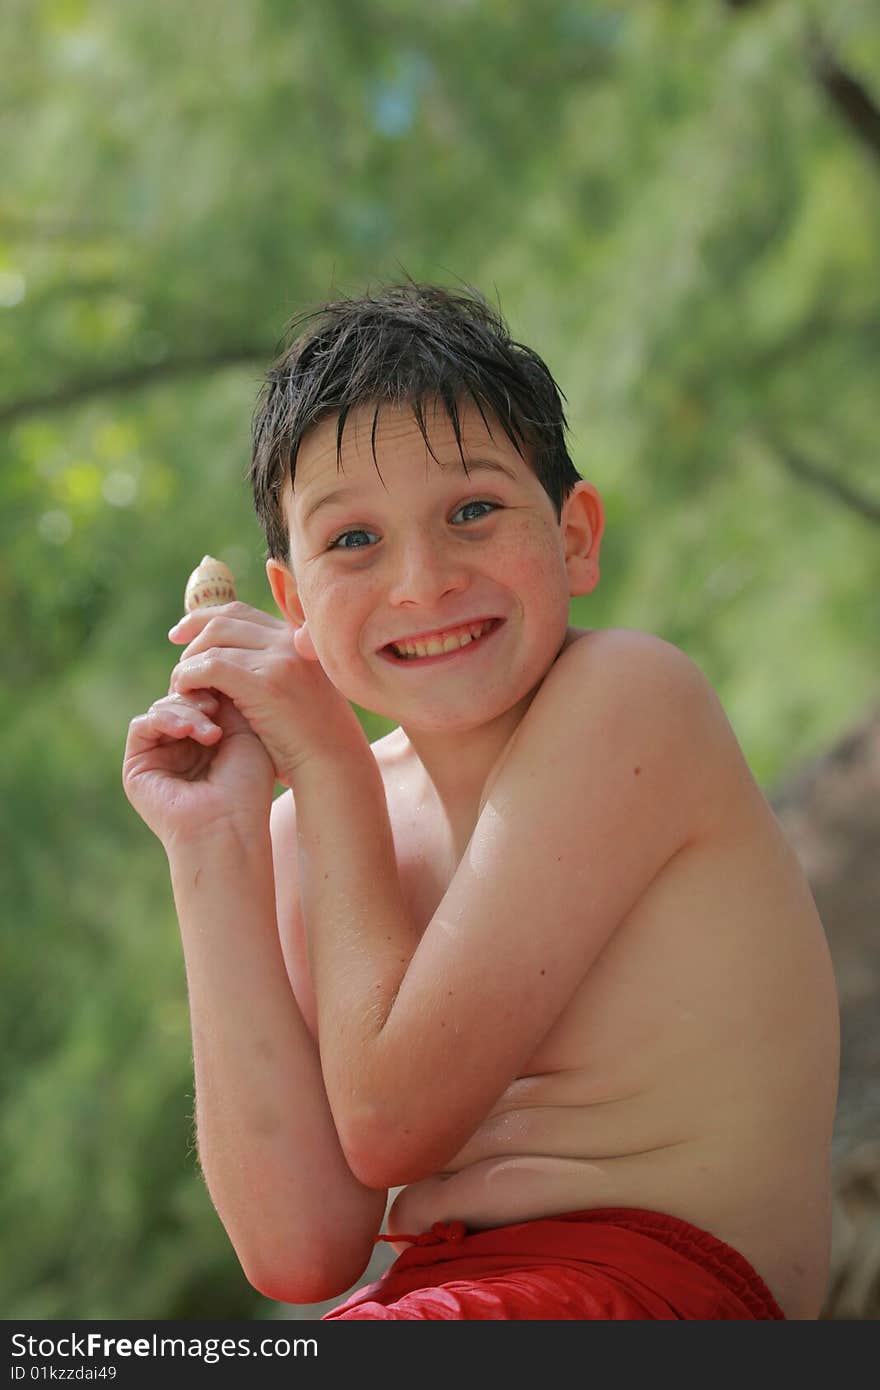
[174,616,290,664]
[292,620,319,661]
[155,707,222,745]
[167,689,219,714]
[126,711,165,757]
[126,708,206,759]
[155,703,222,742]
[143,698,222,744]
[169,649,257,701]
[168,602,280,644]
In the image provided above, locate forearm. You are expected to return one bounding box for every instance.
[290,751,419,1156]
[167,825,385,1301]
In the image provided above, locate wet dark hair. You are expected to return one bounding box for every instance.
[249,279,582,561]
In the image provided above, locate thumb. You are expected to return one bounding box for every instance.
[292,620,319,661]
[213,692,252,735]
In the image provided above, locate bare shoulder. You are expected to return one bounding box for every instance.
[368,724,410,770]
[552,625,714,701]
[269,784,298,863]
[517,625,754,841]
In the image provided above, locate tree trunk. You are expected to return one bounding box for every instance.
[771,702,880,1318]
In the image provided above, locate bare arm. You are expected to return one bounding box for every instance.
[291,632,725,1189]
[122,680,385,1305]
[167,823,386,1304]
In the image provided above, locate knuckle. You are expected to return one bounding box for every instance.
[151,694,181,713]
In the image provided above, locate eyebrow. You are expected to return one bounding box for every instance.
[300,458,520,525]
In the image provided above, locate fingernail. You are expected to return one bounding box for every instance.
[168,621,183,638]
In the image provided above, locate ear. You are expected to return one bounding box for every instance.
[560,481,604,597]
[266,558,319,660]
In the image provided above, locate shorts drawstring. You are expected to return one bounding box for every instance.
[376,1220,468,1247]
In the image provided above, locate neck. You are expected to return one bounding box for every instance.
[390,627,584,854]
[397,688,538,856]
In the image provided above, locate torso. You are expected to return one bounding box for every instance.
[291,628,840,1319]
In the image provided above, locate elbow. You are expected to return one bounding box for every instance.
[341,1120,439,1191]
[339,1135,393,1191]
[245,1264,333,1307]
[242,1247,372,1307]
[335,1090,449,1190]
[334,1101,396,1190]
[230,1208,379,1307]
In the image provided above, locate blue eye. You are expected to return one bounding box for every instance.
[453,499,498,523]
[327,500,499,551]
[328,527,378,551]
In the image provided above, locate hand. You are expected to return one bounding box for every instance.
[166,601,370,785]
[122,689,276,850]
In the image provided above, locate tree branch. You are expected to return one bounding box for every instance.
[748,309,880,380]
[722,4,880,166]
[761,431,880,526]
[808,30,880,166]
[0,346,271,427]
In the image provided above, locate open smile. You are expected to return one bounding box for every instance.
[378,618,504,666]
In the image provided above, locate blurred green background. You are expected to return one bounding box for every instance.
[2,0,878,1319]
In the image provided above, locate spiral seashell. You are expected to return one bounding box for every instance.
[184,555,237,612]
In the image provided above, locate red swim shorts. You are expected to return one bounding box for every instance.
[322,1207,785,1320]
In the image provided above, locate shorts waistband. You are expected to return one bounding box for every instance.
[378,1206,785,1319]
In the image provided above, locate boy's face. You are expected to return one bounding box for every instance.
[268,399,602,731]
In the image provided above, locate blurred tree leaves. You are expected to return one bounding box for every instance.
[1,0,878,1317]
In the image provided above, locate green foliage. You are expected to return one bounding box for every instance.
[2,0,878,1318]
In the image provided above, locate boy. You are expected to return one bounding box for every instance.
[122,282,840,1319]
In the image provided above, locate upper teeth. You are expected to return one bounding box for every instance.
[391,620,494,659]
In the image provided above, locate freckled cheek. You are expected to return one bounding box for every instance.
[498,521,568,602]
[304,579,375,669]
[303,571,353,620]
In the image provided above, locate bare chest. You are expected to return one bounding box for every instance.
[382,780,838,1319]
[385,772,833,1098]
[389,814,459,942]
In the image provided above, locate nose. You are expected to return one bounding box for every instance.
[385,527,470,608]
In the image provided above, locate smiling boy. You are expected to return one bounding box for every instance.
[123,282,839,1319]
